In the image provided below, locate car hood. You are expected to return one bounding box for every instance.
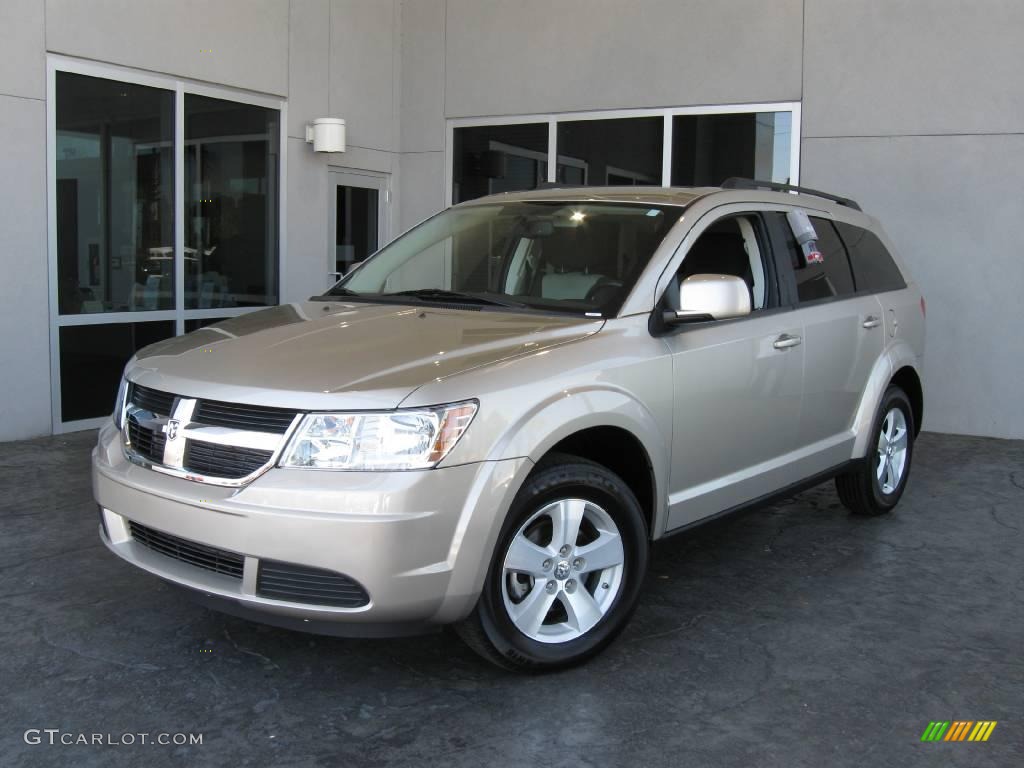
[128,301,603,409]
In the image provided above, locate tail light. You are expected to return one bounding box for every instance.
[920,296,927,317]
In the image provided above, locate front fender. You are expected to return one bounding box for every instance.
[489,385,672,537]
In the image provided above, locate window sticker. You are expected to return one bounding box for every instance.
[786,209,823,266]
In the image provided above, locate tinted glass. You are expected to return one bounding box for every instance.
[335,202,680,316]
[185,94,279,309]
[453,123,548,203]
[671,112,791,186]
[59,321,175,421]
[678,215,772,310]
[56,72,175,314]
[769,213,855,304]
[836,223,906,293]
[557,117,663,187]
[336,185,379,275]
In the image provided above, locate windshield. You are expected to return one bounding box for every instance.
[325,201,682,316]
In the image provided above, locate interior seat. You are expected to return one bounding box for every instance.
[678,230,755,303]
[539,237,607,301]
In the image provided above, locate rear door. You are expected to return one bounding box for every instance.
[767,212,885,473]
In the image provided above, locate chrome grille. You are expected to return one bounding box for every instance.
[184,440,274,480]
[194,399,296,434]
[129,383,175,416]
[123,382,300,486]
[127,414,166,464]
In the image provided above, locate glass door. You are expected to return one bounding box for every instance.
[327,170,388,285]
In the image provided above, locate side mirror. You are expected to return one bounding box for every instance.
[345,260,364,275]
[663,274,751,324]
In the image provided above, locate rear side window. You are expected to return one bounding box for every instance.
[835,223,906,293]
[789,216,855,303]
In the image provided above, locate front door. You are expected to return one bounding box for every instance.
[327,170,388,286]
[663,210,805,530]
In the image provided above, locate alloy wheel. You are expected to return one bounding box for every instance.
[500,498,625,644]
[876,407,909,494]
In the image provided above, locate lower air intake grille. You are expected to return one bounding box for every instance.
[127,416,166,464]
[184,440,273,480]
[129,522,244,579]
[256,561,370,608]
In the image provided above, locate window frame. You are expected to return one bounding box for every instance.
[445,102,802,206]
[46,54,288,433]
[650,206,793,336]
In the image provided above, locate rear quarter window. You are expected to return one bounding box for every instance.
[835,222,906,293]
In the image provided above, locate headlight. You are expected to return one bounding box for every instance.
[280,401,477,470]
[113,376,129,429]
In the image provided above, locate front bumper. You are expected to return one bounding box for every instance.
[92,421,531,635]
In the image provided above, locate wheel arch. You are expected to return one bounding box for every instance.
[540,426,658,540]
[490,386,671,539]
[851,342,923,458]
[890,365,923,435]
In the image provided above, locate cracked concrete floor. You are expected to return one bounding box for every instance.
[1,430,1021,767]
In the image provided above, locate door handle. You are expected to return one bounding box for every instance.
[862,315,881,329]
[773,333,802,350]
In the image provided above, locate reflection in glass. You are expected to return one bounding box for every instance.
[185,94,279,309]
[452,123,548,203]
[184,317,230,332]
[59,321,175,421]
[556,117,663,187]
[336,186,379,275]
[671,112,792,186]
[56,72,175,314]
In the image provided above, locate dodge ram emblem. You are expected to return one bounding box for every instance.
[164,419,180,441]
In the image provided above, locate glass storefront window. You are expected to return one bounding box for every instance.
[452,123,548,203]
[556,117,663,187]
[671,111,792,186]
[51,65,283,428]
[58,322,175,422]
[185,94,280,309]
[56,72,175,314]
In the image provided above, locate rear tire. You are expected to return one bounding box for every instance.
[455,454,648,672]
[836,386,915,516]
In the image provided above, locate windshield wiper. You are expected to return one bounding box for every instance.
[384,289,528,309]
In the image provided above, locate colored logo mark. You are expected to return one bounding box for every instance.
[921,721,997,742]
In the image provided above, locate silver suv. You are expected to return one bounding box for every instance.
[93,180,925,670]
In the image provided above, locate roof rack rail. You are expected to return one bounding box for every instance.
[720,177,862,211]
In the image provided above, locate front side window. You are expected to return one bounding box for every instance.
[675,214,773,311]
[331,201,682,316]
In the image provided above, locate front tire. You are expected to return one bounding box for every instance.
[455,454,648,671]
[836,386,915,516]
